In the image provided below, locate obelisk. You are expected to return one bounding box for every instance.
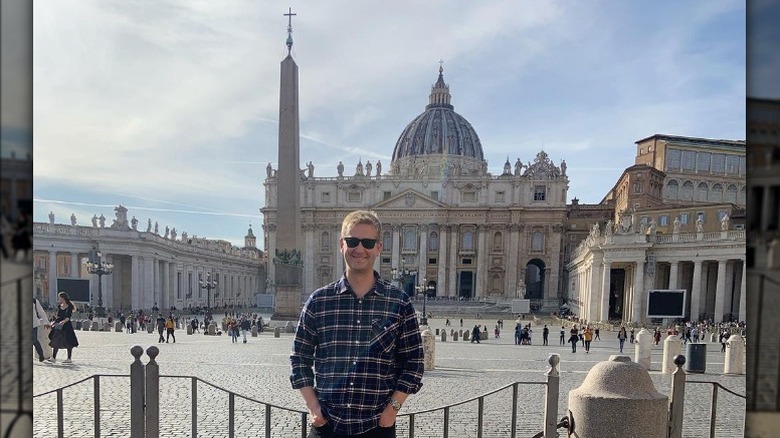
[272,8,304,319]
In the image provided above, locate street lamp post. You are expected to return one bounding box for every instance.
[83,250,114,317]
[415,278,434,326]
[199,273,218,309]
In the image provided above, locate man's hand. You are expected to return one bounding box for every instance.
[378,404,398,427]
[308,404,327,428]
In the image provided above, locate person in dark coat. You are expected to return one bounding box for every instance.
[47,292,79,363]
[471,325,481,344]
[569,326,579,353]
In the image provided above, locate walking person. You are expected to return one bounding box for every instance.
[471,325,481,344]
[629,328,635,344]
[542,325,549,346]
[241,317,251,343]
[594,327,600,340]
[33,297,50,362]
[514,324,522,345]
[46,292,79,363]
[165,316,176,343]
[290,210,424,438]
[191,317,200,333]
[617,326,628,353]
[583,326,593,353]
[569,326,579,353]
[559,326,566,346]
[156,314,166,343]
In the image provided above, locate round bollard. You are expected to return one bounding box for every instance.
[685,343,707,373]
[115,321,123,332]
[662,334,682,374]
[634,328,653,370]
[568,355,667,438]
[421,329,435,370]
[453,331,459,341]
[724,335,745,374]
[186,325,193,335]
[463,331,470,341]
[75,320,83,330]
[251,325,258,337]
[147,324,153,333]
[274,327,281,338]
[440,330,447,342]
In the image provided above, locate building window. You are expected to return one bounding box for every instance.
[382,231,392,251]
[640,216,649,226]
[321,231,330,251]
[348,191,361,202]
[711,154,726,173]
[403,229,416,250]
[696,152,711,172]
[697,182,708,202]
[462,191,477,202]
[697,212,706,223]
[726,156,740,174]
[429,257,437,265]
[534,186,546,201]
[462,230,474,251]
[430,191,438,200]
[710,184,723,203]
[680,181,694,201]
[659,215,669,226]
[462,258,473,265]
[381,257,391,264]
[726,184,738,203]
[495,191,505,203]
[666,149,681,170]
[666,180,679,200]
[679,213,689,224]
[383,191,392,200]
[633,181,642,194]
[429,231,439,251]
[493,231,503,250]
[531,231,543,251]
[681,150,696,170]
[718,210,728,221]
[321,192,331,203]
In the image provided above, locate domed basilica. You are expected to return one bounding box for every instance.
[263,65,569,308]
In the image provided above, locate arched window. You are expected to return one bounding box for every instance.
[709,184,723,203]
[666,180,679,200]
[532,231,544,251]
[403,229,416,250]
[428,231,439,251]
[320,231,330,251]
[697,182,708,202]
[738,186,746,205]
[680,181,694,201]
[493,231,503,250]
[462,230,474,250]
[726,184,738,203]
[382,231,392,251]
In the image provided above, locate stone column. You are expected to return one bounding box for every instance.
[391,225,401,272]
[668,260,679,289]
[475,225,488,298]
[544,267,552,301]
[70,252,80,278]
[144,257,154,310]
[267,225,277,288]
[153,257,160,308]
[418,225,428,278]
[437,226,448,297]
[600,260,611,322]
[48,250,58,305]
[631,260,645,324]
[131,256,141,310]
[690,260,703,321]
[589,264,601,322]
[105,254,115,311]
[713,259,728,323]
[448,226,459,298]
[506,224,520,297]
[739,259,747,322]
[304,224,315,294]
[162,261,170,310]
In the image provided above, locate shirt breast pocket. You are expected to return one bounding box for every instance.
[370,319,398,354]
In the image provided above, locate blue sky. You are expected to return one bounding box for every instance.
[28,1,747,248]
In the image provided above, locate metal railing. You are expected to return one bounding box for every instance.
[34,348,562,438]
[0,272,34,438]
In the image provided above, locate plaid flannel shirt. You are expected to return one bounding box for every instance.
[290,272,424,436]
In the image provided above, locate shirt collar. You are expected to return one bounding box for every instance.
[336,271,386,296]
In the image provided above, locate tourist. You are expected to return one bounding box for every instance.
[46,292,79,364]
[559,326,565,346]
[33,297,50,362]
[569,326,579,353]
[471,325,481,344]
[594,327,600,340]
[240,317,251,343]
[630,328,635,344]
[156,314,166,343]
[514,324,522,345]
[542,324,549,346]
[617,326,628,353]
[290,210,424,437]
[583,326,593,353]
[165,316,176,343]
[191,317,200,333]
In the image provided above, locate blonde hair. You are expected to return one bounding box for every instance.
[341,210,381,239]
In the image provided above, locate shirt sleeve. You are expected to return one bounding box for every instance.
[290,296,318,389]
[393,296,424,395]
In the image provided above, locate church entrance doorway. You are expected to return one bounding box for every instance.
[525,260,545,299]
[458,271,474,299]
[609,269,626,320]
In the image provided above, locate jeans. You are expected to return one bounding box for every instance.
[619,339,625,352]
[307,422,396,438]
[33,327,44,360]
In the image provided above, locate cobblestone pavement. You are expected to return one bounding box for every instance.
[32,318,746,437]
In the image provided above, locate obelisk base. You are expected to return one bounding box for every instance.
[272,284,304,320]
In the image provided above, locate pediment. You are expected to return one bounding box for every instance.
[372,189,448,209]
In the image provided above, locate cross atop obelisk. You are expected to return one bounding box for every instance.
[284,7,297,55]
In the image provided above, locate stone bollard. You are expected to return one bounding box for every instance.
[82,321,90,331]
[481,331,487,341]
[421,329,435,370]
[662,334,683,374]
[285,321,295,333]
[115,321,123,332]
[274,327,281,338]
[187,325,193,335]
[92,321,99,331]
[147,324,154,334]
[208,323,216,336]
[634,328,653,370]
[453,331,459,341]
[710,332,717,343]
[463,331,470,341]
[440,330,447,342]
[251,325,258,337]
[724,334,745,374]
[568,355,667,438]
[103,322,111,331]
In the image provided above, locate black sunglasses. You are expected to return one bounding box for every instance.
[343,237,378,249]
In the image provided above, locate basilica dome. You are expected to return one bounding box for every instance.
[391,67,484,162]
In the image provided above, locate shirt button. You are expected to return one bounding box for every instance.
[350,382,354,386]
[356,320,360,324]
[347,404,351,408]
[353,361,357,365]
[355,340,359,344]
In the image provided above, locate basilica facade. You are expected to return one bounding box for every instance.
[263,67,569,308]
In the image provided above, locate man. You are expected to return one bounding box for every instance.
[33,297,50,362]
[291,210,424,438]
[471,325,481,344]
[559,326,565,346]
[156,314,166,343]
[542,325,549,346]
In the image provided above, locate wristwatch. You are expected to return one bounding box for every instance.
[388,398,402,411]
